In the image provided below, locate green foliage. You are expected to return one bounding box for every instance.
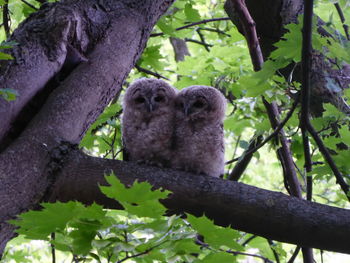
[6,175,253,262]
[3,0,350,262]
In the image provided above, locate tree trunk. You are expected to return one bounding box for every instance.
[224,0,350,115]
[0,0,174,256]
[1,0,350,257]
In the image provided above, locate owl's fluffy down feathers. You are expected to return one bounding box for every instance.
[122,78,177,167]
[171,85,226,177]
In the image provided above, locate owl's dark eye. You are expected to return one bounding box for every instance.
[193,100,205,108]
[176,102,184,109]
[135,97,145,104]
[154,95,164,102]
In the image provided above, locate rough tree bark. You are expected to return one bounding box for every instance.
[225,0,350,115]
[1,0,350,258]
[0,0,174,255]
[49,149,350,254]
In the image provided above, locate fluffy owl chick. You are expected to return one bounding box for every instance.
[122,78,177,167]
[172,85,226,177]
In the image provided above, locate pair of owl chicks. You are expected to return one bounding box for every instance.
[122,78,226,178]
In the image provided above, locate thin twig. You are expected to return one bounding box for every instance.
[307,123,350,200]
[196,29,210,51]
[150,17,231,37]
[51,232,56,263]
[134,65,169,80]
[196,238,272,263]
[116,248,151,263]
[334,3,350,40]
[226,249,273,263]
[228,135,262,181]
[184,38,213,48]
[267,240,280,263]
[3,0,10,39]
[199,27,230,36]
[225,96,299,166]
[20,0,38,10]
[287,246,301,263]
[242,235,257,246]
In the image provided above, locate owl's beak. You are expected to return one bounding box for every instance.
[184,105,190,116]
[146,101,154,112]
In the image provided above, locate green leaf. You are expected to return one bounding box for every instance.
[0,51,13,60]
[100,174,170,218]
[186,215,241,250]
[184,4,201,22]
[157,17,175,35]
[10,202,80,239]
[101,174,170,203]
[270,22,302,62]
[138,45,165,71]
[198,252,236,263]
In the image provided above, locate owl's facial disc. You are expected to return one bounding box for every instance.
[185,97,209,117]
[133,94,153,112]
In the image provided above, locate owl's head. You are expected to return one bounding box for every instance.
[175,85,226,122]
[124,78,177,115]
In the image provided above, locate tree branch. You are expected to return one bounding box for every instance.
[307,123,350,200]
[150,18,231,37]
[300,0,350,202]
[228,135,262,181]
[226,0,313,260]
[225,96,299,167]
[134,65,170,80]
[334,3,350,41]
[46,149,350,254]
[2,0,10,39]
[228,0,263,71]
[20,0,38,10]
[184,38,213,49]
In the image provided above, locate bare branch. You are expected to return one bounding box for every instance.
[134,65,170,80]
[334,3,350,40]
[287,247,301,263]
[228,0,263,71]
[196,29,210,51]
[307,123,350,201]
[228,135,262,181]
[184,38,213,49]
[20,0,38,10]
[226,97,299,167]
[2,0,10,39]
[150,17,231,37]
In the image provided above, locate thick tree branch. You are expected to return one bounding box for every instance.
[228,0,263,71]
[47,149,350,254]
[0,0,175,256]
